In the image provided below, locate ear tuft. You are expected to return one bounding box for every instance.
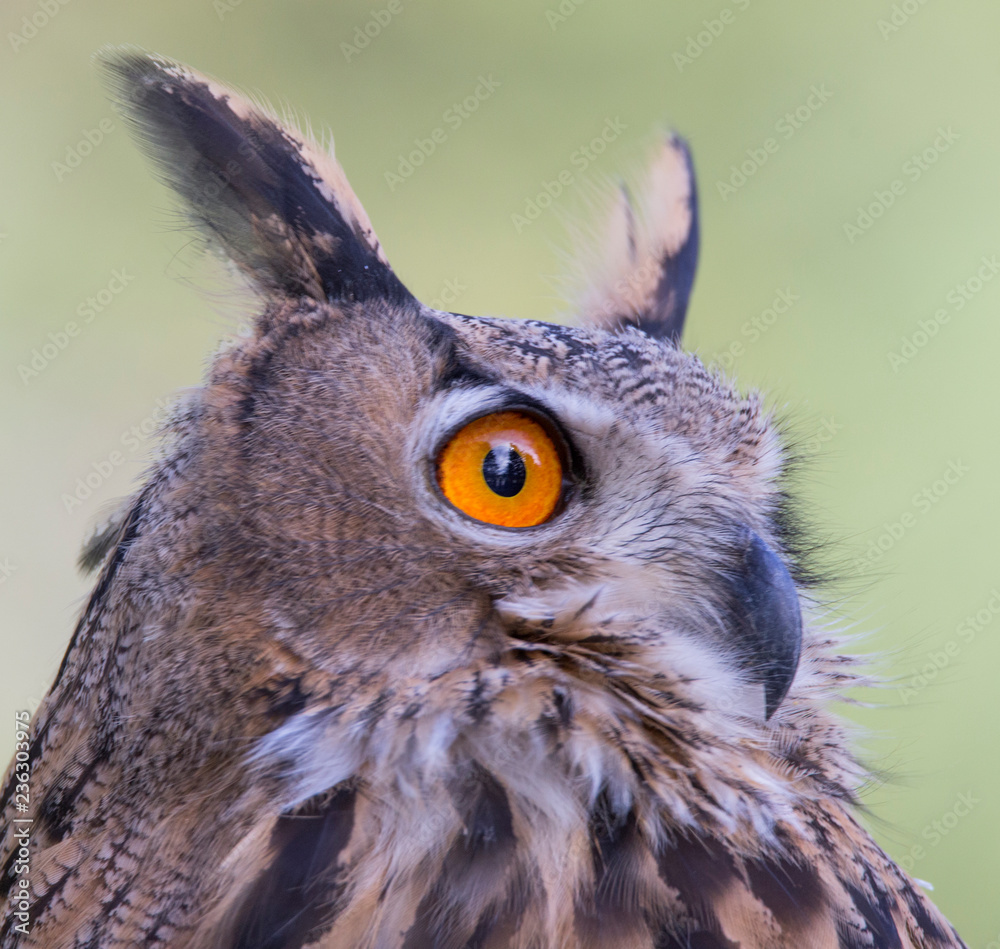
[579,134,699,344]
[97,47,411,307]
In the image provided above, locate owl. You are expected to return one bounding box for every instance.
[0,50,966,949]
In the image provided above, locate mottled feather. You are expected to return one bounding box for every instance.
[0,50,964,949]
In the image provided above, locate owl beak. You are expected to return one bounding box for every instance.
[726,530,803,719]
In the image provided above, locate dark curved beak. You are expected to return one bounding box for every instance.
[726,530,803,719]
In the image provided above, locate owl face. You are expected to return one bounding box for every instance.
[95,40,803,738]
[179,268,799,741]
[0,50,964,949]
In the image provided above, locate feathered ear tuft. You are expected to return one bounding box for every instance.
[98,47,412,307]
[579,135,699,344]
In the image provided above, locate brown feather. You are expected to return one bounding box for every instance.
[0,51,965,949]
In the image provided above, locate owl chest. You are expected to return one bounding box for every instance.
[245,715,639,948]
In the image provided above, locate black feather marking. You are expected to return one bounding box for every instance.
[459,767,515,861]
[552,687,573,727]
[33,745,111,846]
[745,854,825,929]
[466,672,492,724]
[0,866,73,943]
[654,834,740,947]
[601,135,699,345]
[655,931,739,949]
[0,486,148,835]
[435,358,500,394]
[424,316,499,393]
[416,314,500,396]
[658,833,738,903]
[54,488,148,691]
[462,877,533,949]
[576,791,651,943]
[837,880,903,949]
[401,767,519,949]
[900,882,945,941]
[640,139,700,345]
[251,675,309,720]
[2,733,112,891]
[537,687,574,744]
[78,508,131,574]
[100,49,411,307]
[227,783,356,949]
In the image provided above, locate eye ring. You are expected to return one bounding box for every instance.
[435,409,569,528]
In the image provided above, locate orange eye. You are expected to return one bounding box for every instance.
[436,411,564,528]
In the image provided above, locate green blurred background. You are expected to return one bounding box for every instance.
[2,0,998,940]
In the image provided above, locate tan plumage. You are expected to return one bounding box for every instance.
[0,50,965,949]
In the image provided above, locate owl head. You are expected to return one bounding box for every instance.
[6,51,963,949]
[92,50,809,747]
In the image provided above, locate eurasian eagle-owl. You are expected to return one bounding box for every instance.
[0,51,966,949]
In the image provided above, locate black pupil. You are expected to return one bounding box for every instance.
[482,446,527,497]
